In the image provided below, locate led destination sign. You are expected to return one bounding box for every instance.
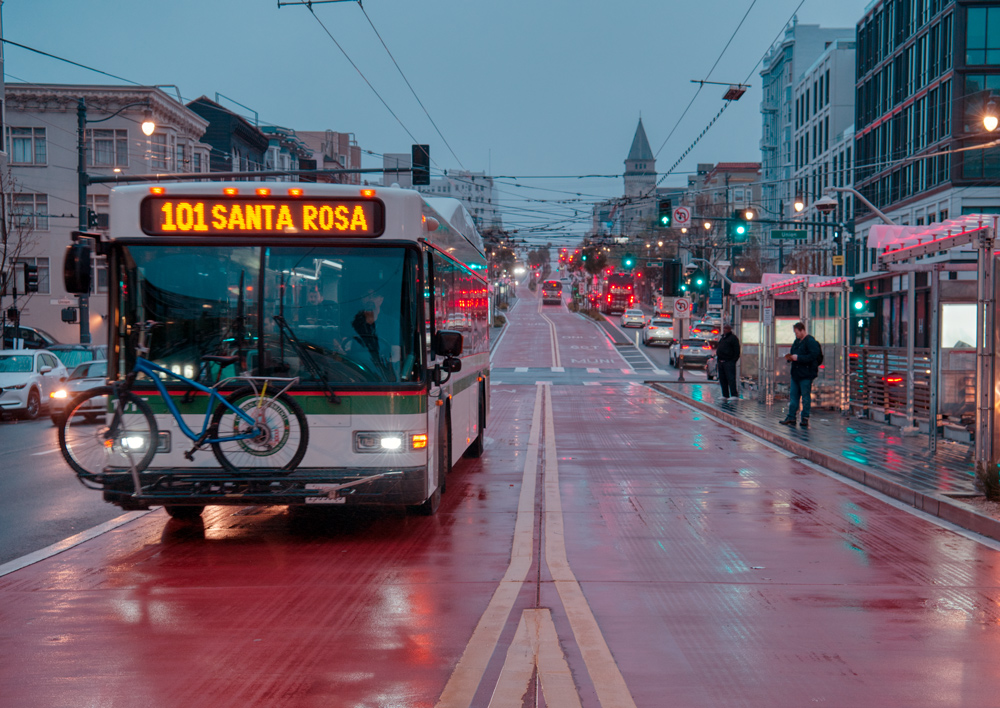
[140,197,384,237]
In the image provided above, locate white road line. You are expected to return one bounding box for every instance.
[488,609,583,708]
[587,368,600,373]
[435,385,544,708]
[543,386,637,708]
[514,367,528,373]
[0,510,154,577]
[551,367,565,373]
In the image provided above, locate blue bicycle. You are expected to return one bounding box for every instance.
[58,322,307,481]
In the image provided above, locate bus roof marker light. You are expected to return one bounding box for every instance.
[424,216,440,232]
[361,189,376,198]
[223,188,239,196]
[256,188,271,196]
[149,186,166,195]
[288,188,303,197]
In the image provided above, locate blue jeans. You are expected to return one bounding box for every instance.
[787,377,813,421]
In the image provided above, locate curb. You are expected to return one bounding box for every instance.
[648,382,1000,544]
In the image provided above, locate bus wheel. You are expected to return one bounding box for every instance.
[464,385,486,459]
[164,505,205,521]
[414,418,448,516]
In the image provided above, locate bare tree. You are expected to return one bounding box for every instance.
[0,169,42,336]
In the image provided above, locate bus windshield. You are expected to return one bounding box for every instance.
[118,244,422,385]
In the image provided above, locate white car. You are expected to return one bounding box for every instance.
[49,359,108,425]
[642,316,675,346]
[621,308,645,328]
[0,349,69,420]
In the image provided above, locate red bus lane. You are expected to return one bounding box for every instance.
[7,298,1000,705]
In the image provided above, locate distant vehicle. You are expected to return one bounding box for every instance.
[541,280,563,305]
[642,316,675,347]
[49,359,108,425]
[0,349,69,419]
[669,338,715,369]
[621,308,645,328]
[47,344,108,370]
[1,325,59,350]
[600,272,635,315]
[690,323,721,339]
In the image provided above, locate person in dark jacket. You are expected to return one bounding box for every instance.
[715,324,740,399]
[780,321,821,428]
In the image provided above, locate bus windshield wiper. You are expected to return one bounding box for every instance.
[272,315,341,405]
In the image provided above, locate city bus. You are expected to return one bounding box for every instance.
[600,272,635,314]
[63,183,489,517]
[540,279,563,305]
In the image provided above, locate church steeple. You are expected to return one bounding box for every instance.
[624,118,656,198]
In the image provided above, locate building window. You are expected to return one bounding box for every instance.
[968,7,1000,65]
[963,75,1000,133]
[13,257,50,294]
[87,194,110,231]
[150,133,168,170]
[192,152,202,172]
[10,193,49,230]
[176,144,186,172]
[6,127,47,165]
[84,128,128,168]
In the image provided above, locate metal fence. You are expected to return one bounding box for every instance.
[848,346,931,417]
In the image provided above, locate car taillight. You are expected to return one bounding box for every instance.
[702,345,711,350]
[681,345,689,349]
[649,326,657,331]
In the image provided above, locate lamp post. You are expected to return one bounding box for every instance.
[77,97,155,343]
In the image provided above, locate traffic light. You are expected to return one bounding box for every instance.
[728,209,750,242]
[658,199,672,228]
[411,144,430,186]
[662,259,682,296]
[622,253,635,269]
[691,270,707,290]
[24,263,38,293]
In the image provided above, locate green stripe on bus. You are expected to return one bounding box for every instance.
[138,392,428,416]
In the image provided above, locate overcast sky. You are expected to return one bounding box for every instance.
[2,0,870,239]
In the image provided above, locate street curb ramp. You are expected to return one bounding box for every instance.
[647,382,1000,544]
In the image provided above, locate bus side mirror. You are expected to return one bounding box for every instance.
[435,330,463,357]
[433,330,463,385]
[64,242,92,295]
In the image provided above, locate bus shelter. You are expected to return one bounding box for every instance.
[869,215,998,474]
[732,275,850,410]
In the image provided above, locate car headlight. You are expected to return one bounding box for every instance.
[7,383,26,390]
[50,389,68,399]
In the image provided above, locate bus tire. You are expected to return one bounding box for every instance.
[464,384,486,459]
[414,414,449,516]
[164,505,205,521]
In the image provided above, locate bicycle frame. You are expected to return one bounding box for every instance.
[130,356,293,446]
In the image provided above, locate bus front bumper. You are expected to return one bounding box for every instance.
[98,466,432,509]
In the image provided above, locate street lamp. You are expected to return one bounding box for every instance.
[985,100,999,132]
[793,194,805,212]
[77,97,156,343]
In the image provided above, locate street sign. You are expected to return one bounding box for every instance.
[763,306,773,326]
[646,261,663,268]
[672,206,691,228]
[673,297,692,319]
[771,229,807,240]
[832,255,845,266]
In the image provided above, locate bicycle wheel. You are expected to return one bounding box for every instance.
[59,387,158,478]
[210,387,309,472]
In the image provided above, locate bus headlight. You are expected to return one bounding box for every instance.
[354,432,421,452]
[50,389,68,399]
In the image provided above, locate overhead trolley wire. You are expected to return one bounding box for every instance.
[356,1,465,170]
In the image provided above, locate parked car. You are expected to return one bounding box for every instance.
[642,316,675,347]
[0,349,69,419]
[49,359,108,425]
[47,343,108,370]
[1,325,59,350]
[621,308,646,328]
[669,338,715,369]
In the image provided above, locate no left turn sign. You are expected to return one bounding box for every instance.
[672,206,691,228]
[673,297,692,318]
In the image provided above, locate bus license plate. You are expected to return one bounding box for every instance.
[305,484,347,504]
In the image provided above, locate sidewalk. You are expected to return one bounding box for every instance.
[648,380,1000,541]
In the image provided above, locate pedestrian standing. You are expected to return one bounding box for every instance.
[779,321,821,429]
[715,324,740,399]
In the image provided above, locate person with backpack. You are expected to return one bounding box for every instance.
[779,321,822,429]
